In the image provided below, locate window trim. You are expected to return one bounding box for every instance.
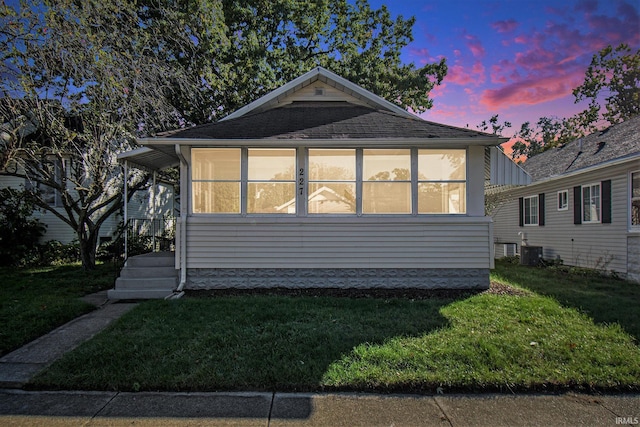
[557,189,568,211]
[523,195,539,226]
[189,147,469,216]
[581,182,602,224]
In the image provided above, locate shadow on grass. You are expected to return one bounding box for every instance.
[492,260,640,343]
[30,294,458,392]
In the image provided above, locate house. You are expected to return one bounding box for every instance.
[111,67,528,298]
[0,111,174,246]
[491,115,640,282]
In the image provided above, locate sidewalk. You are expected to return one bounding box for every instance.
[1,389,638,426]
[0,292,638,426]
[0,291,137,388]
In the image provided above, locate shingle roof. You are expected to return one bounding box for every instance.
[163,102,495,140]
[522,115,640,182]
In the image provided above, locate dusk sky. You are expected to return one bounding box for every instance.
[370,0,640,139]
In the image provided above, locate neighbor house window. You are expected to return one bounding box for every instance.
[362,149,411,214]
[247,149,296,214]
[631,171,640,228]
[308,149,356,214]
[418,149,466,214]
[582,183,601,223]
[24,158,66,207]
[523,195,538,225]
[192,148,241,213]
[557,190,568,211]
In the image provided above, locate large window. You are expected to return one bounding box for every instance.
[308,149,356,214]
[418,149,466,214]
[247,149,296,214]
[582,183,601,223]
[192,148,241,213]
[191,147,469,215]
[523,195,538,225]
[362,149,411,214]
[631,171,640,228]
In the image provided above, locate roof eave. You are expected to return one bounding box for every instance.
[140,136,507,148]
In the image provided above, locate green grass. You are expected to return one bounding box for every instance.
[0,263,116,356]
[31,262,640,393]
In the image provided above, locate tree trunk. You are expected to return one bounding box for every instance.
[79,228,99,270]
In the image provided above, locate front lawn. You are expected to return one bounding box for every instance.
[0,263,115,356]
[30,262,640,393]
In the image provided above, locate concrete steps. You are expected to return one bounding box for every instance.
[108,252,178,300]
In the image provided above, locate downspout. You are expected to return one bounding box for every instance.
[174,143,188,293]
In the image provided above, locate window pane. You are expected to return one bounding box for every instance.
[192,182,240,213]
[248,149,295,180]
[418,149,466,180]
[583,184,600,222]
[308,183,356,214]
[418,183,466,213]
[633,172,640,198]
[363,149,411,181]
[192,148,240,180]
[363,182,411,214]
[309,149,355,181]
[633,172,640,226]
[248,182,296,214]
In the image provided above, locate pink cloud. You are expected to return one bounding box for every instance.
[514,35,528,44]
[491,19,519,33]
[464,34,486,58]
[479,71,585,109]
[446,61,486,86]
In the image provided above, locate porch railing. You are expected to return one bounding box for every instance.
[125,217,176,258]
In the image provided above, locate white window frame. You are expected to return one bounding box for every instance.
[557,189,568,211]
[582,182,601,224]
[190,147,469,216]
[523,195,539,226]
[630,170,640,231]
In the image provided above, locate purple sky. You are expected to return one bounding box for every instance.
[369,0,639,141]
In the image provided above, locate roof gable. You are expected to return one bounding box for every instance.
[221,66,416,121]
[522,115,640,182]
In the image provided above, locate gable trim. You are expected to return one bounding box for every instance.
[220,67,416,122]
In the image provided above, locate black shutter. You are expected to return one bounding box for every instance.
[573,186,582,224]
[538,193,545,226]
[602,180,612,224]
[518,197,524,226]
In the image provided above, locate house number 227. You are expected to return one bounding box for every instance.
[298,168,304,195]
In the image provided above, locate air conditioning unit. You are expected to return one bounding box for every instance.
[504,243,517,257]
[520,246,543,266]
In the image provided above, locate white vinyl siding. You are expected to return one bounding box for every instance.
[185,217,493,269]
[492,162,634,276]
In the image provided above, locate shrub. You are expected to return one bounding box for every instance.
[0,188,46,266]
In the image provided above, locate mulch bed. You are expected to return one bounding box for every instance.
[185,281,528,300]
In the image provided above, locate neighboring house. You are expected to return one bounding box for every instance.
[492,115,640,282]
[113,67,527,298]
[0,113,174,245]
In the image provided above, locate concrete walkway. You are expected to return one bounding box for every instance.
[0,291,638,426]
[0,291,137,388]
[0,389,638,426]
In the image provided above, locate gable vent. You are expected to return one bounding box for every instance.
[314,87,325,96]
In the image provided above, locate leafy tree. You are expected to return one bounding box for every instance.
[477,114,511,136]
[1,0,446,268]
[0,188,45,266]
[509,116,582,160]
[0,0,208,269]
[573,43,640,126]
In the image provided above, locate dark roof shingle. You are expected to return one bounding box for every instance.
[164,102,495,140]
[522,115,640,182]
